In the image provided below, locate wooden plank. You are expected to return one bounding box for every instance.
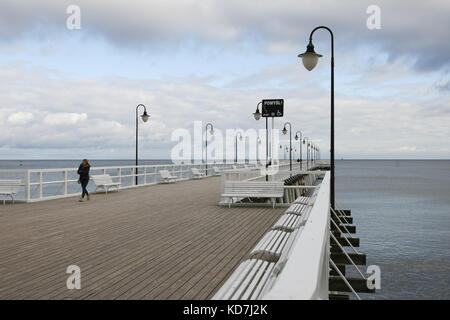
[331,235,360,247]
[330,264,345,276]
[331,224,356,234]
[331,253,366,266]
[329,276,375,293]
[332,216,353,224]
[0,177,285,299]
[335,209,351,216]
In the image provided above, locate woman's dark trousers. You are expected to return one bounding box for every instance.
[81,179,89,198]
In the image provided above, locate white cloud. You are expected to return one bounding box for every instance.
[0,64,448,159]
[7,111,33,125]
[43,113,87,126]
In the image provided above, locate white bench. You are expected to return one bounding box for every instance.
[0,179,21,205]
[91,174,120,194]
[272,213,306,232]
[191,168,206,179]
[212,259,276,300]
[250,229,302,262]
[222,181,284,208]
[213,166,222,176]
[213,194,312,300]
[159,170,177,183]
[294,196,310,205]
[286,203,308,215]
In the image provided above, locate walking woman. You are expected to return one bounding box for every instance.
[77,159,91,202]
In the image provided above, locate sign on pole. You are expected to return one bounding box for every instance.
[262,99,284,117]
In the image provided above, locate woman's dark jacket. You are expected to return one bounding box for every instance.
[77,164,90,181]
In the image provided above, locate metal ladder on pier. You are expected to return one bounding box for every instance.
[328,205,377,300]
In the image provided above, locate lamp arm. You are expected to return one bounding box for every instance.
[309,26,334,64]
[136,104,147,117]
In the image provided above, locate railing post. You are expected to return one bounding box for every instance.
[25,170,30,202]
[118,168,122,186]
[143,166,147,185]
[38,171,43,200]
[63,170,68,196]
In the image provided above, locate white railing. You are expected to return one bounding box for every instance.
[0,160,323,203]
[0,161,267,202]
[262,172,330,299]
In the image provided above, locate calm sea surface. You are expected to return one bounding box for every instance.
[1,159,449,299]
[336,160,450,299]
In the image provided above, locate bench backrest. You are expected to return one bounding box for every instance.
[224,181,284,196]
[191,168,201,175]
[0,179,21,193]
[91,174,114,185]
[159,170,172,178]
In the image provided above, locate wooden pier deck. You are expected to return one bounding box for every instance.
[0,177,285,299]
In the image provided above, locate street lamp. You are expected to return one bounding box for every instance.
[295,130,303,170]
[253,102,262,121]
[235,132,243,163]
[308,142,312,168]
[282,122,292,172]
[314,146,318,164]
[312,145,316,165]
[303,137,309,170]
[205,123,214,176]
[135,104,149,185]
[299,25,335,209]
[253,101,269,181]
[256,137,261,164]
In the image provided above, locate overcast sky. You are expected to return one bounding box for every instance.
[0,0,449,160]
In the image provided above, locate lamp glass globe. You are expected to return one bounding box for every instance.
[141,113,149,122]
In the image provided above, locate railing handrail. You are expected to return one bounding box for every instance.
[0,161,276,174]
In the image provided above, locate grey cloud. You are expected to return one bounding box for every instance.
[0,1,449,71]
[435,79,450,92]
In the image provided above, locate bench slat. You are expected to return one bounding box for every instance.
[230,259,264,300]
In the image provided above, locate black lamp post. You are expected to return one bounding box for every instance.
[282,122,292,172]
[312,145,316,165]
[135,104,149,185]
[303,137,309,170]
[315,146,318,163]
[308,142,312,168]
[299,25,335,209]
[295,130,303,170]
[205,123,214,176]
[253,101,269,181]
[256,137,261,164]
[235,132,243,163]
